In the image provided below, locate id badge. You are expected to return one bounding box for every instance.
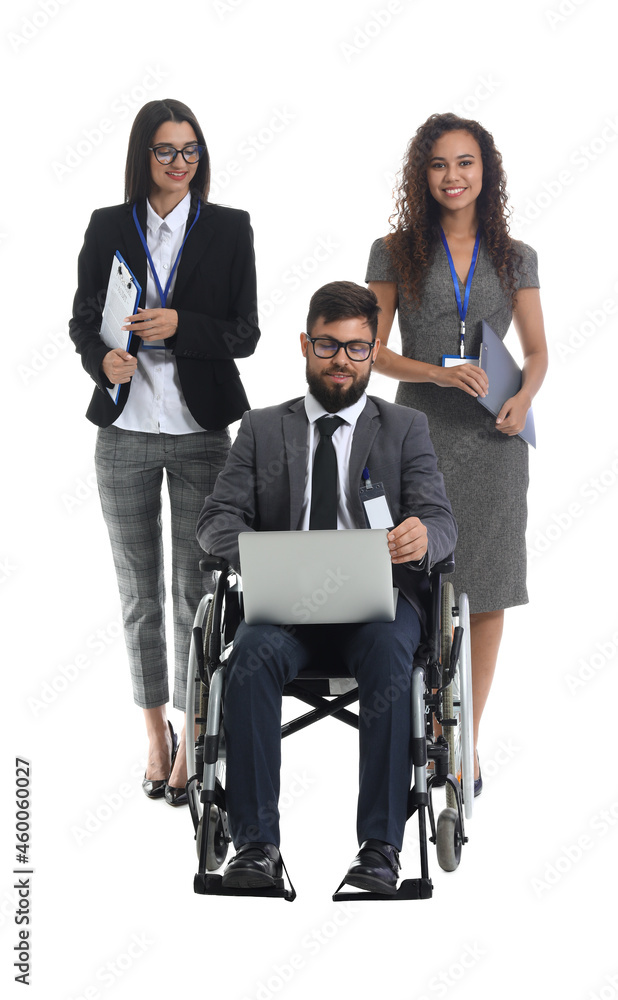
[360,482,394,530]
[442,355,480,367]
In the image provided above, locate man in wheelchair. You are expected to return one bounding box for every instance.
[197,281,457,895]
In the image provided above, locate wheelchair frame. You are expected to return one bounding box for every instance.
[185,554,473,902]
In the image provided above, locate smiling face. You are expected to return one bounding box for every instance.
[149,119,199,205]
[301,316,379,413]
[426,129,483,217]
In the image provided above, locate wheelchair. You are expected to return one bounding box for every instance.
[185,552,474,901]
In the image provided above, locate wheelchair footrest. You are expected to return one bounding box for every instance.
[194,873,296,902]
[332,877,433,902]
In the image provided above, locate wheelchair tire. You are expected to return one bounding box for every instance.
[196,800,229,870]
[441,583,460,810]
[436,807,462,872]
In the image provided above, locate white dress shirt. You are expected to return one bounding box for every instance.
[114,192,203,434]
[299,391,368,530]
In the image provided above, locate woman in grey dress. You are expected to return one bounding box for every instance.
[366,113,547,793]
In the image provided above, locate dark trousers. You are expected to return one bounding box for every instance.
[223,596,421,851]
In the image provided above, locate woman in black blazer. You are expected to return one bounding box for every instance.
[69,99,260,806]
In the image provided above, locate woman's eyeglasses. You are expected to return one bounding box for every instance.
[149,144,206,165]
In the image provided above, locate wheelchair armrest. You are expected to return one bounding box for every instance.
[199,556,229,573]
[430,553,455,577]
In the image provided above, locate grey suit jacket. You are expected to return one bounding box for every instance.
[197,395,457,623]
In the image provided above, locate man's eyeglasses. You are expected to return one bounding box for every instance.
[306,336,375,362]
[149,144,206,165]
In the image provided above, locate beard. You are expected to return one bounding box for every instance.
[305,362,371,413]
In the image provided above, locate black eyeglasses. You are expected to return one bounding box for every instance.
[149,144,206,165]
[306,336,375,362]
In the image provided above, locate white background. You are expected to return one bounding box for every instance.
[3,0,618,997]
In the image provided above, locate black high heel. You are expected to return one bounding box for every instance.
[164,730,188,807]
[142,721,177,799]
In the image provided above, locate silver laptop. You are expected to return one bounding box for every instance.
[238,529,397,626]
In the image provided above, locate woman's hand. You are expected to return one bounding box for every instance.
[495,391,531,435]
[123,307,179,342]
[433,363,489,398]
[102,349,137,385]
[388,517,428,564]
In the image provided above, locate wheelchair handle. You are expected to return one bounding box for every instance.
[199,556,229,573]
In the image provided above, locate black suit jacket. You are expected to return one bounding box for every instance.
[197,395,457,623]
[69,197,260,429]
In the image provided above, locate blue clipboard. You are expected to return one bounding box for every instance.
[100,251,142,404]
[478,320,536,448]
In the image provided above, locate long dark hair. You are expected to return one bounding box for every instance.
[124,99,210,203]
[387,112,520,307]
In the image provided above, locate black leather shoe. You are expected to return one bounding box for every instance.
[164,782,188,807]
[344,839,400,895]
[222,843,283,889]
[142,721,177,799]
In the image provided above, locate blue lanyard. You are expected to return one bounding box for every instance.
[440,227,481,357]
[132,199,201,308]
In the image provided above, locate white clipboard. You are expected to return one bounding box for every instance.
[478,320,536,447]
[100,252,142,404]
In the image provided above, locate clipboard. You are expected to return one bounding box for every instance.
[478,320,536,448]
[100,251,142,404]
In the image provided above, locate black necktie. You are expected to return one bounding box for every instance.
[309,415,344,530]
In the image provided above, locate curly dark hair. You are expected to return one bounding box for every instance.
[387,112,521,307]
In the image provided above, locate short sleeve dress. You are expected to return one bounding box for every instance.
[366,236,540,613]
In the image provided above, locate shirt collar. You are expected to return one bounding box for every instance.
[146,191,192,235]
[304,390,367,428]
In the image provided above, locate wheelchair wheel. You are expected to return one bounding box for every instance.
[436,807,462,872]
[196,778,229,871]
[441,583,460,810]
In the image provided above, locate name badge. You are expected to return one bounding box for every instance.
[360,482,394,530]
[442,355,480,368]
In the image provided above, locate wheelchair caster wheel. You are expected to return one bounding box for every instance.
[196,804,229,871]
[436,808,462,872]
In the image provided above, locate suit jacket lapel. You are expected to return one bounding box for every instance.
[348,397,381,527]
[119,203,149,308]
[282,400,309,530]
[172,199,216,300]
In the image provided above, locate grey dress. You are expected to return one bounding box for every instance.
[366,236,540,613]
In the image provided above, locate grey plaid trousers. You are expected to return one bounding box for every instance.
[95,425,230,709]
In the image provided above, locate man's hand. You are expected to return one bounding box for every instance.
[387,517,428,564]
[101,349,137,384]
[123,307,179,342]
